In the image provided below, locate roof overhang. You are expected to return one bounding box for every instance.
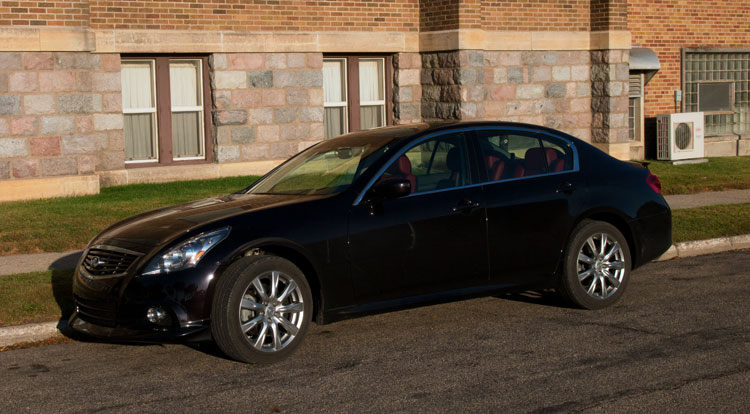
[630,46,661,84]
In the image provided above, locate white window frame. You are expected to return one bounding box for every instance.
[122,59,159,164]
[170,59,206,161]
[323,58,349,137]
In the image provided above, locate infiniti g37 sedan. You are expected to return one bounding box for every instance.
[70,122,672,363]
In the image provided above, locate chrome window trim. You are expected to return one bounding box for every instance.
[352,125,580,206]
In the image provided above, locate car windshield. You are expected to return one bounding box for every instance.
[247,133,397,196]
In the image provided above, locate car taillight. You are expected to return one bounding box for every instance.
[646,172,661,194]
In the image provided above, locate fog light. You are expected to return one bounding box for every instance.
[146,306,171,326]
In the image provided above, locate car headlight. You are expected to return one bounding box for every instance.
[142,227,230,275]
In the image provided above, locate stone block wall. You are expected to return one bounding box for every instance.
[0,52,123,181]
[210,53,324,163]
[421,50,596,142]
[393,53,422,125]
[420,51,462,121]
[590,49,629,145]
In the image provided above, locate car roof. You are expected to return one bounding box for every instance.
[329,121,580,145]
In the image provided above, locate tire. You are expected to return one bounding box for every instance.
[557,220,631,310]
[211,255,313,364]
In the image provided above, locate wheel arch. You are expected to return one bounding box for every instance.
[212,238,325,324]
[573,209,639,268]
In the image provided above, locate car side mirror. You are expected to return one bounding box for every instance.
[372,177,412,199]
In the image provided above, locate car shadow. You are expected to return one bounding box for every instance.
[496,289,577,309]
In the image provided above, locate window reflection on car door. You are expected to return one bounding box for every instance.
[475,128,585,286]
[347,131,489,305]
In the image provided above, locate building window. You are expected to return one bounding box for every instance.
[121,56,212,165]
[629,73,644,142]
[683,49,750,136]
[323,55,392,139]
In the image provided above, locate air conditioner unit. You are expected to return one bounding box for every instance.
[656,112,704,160]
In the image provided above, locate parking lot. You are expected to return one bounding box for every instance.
[2,250,749,413]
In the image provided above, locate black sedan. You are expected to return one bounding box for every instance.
[70,122,672,363]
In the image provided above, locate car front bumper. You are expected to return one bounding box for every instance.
[70,259,219,343]
[68,312,211,343]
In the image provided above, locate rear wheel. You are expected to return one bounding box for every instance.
[557,220,631,310]
[211,255,312,363]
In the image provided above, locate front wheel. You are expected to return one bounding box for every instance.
[211,255,313,363]
[557,220,631,310]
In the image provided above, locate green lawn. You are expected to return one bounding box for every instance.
[672,202,750,243]
[649,156,750,195]
[0,269,73,327]
[0,175,259,256]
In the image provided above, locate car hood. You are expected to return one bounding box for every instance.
[93,193,324,253]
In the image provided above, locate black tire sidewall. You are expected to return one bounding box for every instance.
[561,220,631,310]
[212,256,313,363]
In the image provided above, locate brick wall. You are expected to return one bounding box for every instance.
[591,0,627,31]
[420,0,458,31]
[0,52,123,180]
[629,0,750,118]
[0,1,89,27]
[482,0,591,32]
[210,53,324,163]
[90,0,419,32]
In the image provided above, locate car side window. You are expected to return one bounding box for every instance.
[476,129,573,182]
[381,132,471,194]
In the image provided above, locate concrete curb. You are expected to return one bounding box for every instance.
[0,235,748,348]
[655,234,750,261]
[0,320,68,347]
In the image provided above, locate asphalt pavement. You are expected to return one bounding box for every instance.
[2,249,748,413]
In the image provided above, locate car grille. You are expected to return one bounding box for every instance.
[74,295,117,327]
[82,248,139,276]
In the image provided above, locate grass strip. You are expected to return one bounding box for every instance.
[649,156,750,195]
[671,202,750,243]
[0,269,73,327]
[0,175,259,256]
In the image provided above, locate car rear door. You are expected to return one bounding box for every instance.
[474,127,587,286]
[347,130,489,304]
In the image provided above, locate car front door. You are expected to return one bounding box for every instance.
[347,131,489,305]
[474,128,587,286]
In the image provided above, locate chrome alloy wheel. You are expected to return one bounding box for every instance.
[238,270,305,352]
[576,232,626,300]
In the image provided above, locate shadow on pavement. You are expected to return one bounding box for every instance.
[497,289,576,309]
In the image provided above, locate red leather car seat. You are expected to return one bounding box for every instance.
[386,155,417,193]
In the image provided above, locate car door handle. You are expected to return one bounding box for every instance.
[556,182,576,194]
[452,199,481,212]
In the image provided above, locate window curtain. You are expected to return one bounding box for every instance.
[170,61,202,158]
[323,60,345,103]
[323,60,346,139]
[359,59,384,130]
[121,62,156,160]
[324,107,345,139]
[124,114,154,160]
